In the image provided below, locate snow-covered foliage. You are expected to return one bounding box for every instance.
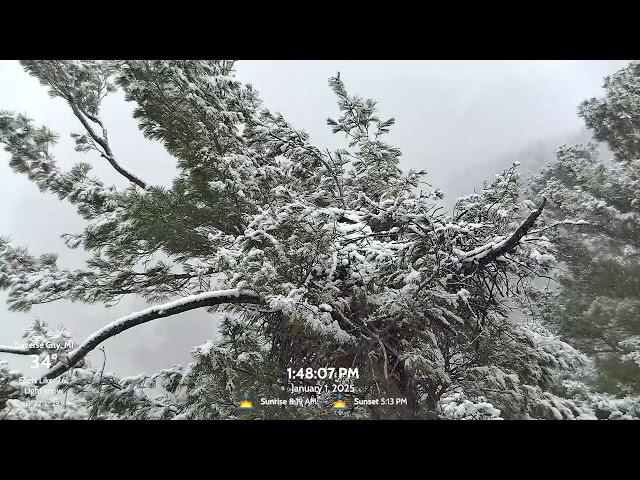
[437,392,502,420]
[0,60,631,419]
[530,60,640,410]
[563,380,639,420]
[0,361,23,411]
[0,319,89,419]
[0,399,85,420]
[578,61,640,162]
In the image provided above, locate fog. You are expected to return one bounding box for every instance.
[0,60,628,378]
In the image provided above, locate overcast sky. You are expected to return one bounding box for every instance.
[0,60,629,379]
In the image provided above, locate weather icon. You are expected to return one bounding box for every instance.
[238,392,254,410]
[331,393,349,412]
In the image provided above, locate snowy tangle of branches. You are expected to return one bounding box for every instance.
[1,60,638,419]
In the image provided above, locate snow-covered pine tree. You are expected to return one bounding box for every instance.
[0,60,592,419]
[531,61,640,418]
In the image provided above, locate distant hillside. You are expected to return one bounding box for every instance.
[441,128,610,208]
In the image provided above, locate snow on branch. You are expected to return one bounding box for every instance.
[67,100,148,190]
[458,197,547,273]
[20,60,149,190]
[0,345,37,355]
[528,219,589,235]
[38,288,261,381]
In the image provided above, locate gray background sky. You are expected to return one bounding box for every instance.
[0,60,628,379]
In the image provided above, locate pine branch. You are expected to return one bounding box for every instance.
[67,99,148,190]
[38,289,261,381]
[459,197,548,275]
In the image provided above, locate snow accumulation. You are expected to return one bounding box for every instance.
[438,392,502,420]
[404,269,421,285]
[40,289,258,379]
[0,345,31,354]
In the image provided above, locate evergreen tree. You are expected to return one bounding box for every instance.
[531,61,640,416]
[0,60,597,419]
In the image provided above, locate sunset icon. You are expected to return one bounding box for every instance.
[331,393,348,411]
[332,399,347,409]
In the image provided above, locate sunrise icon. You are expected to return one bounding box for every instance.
[239,392,254,410]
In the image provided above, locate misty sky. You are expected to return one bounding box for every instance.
[0,60,629,378]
